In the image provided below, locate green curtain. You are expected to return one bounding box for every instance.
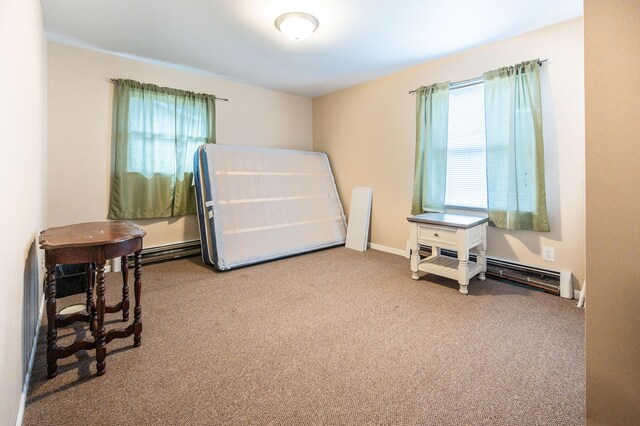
[483,59,549,231]
[411,82,450,215]
[108,79,216,219]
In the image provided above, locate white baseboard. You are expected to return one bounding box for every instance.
[555,289,583,301]
[16,296,45,426]
[560,290,583,301]
[368,243,409,258]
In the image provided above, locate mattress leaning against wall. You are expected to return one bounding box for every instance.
[194,144,347,270]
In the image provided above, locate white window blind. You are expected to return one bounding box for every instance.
[445,82,488,210]
[127,96,209,178]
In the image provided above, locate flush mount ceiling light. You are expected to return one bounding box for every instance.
[275,12,319,41]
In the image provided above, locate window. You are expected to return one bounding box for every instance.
[109,79,216,220]
[444,81,488,210]
[127,96,209,178]
[412,59,549,230]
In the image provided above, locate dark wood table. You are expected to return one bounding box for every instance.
[39,221,146,378]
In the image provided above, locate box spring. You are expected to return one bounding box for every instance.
[194,144,347,270]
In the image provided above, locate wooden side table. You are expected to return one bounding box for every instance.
[408,213,488,295]
[39,221,146,378]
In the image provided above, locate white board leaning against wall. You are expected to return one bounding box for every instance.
[345,187,373,252]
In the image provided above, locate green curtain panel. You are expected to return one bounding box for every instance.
[108,79,216,220]
[483,60,550,231]
[411,82,450,215]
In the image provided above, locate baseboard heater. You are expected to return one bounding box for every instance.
[419,245,561,295]
[121,241,561,294]
[125,240,202,267]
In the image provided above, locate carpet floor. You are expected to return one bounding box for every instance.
[23,248,585,425]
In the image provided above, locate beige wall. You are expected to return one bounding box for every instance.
[47,43,313,247]
[0,0,47,424]
[584,1,640,424]
[314,18,586,287]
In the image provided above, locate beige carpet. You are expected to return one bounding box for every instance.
[23,248,584,425]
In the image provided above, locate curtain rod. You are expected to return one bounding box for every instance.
[408,58,548,95]
[106,78,229,101]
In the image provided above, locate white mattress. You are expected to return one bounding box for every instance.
[194,144,347,270]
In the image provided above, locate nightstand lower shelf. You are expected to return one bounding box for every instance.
[418,255,483,283]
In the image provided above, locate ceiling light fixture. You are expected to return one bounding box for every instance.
[275,12,319,41]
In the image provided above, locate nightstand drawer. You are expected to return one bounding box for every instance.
[417,225,456,246]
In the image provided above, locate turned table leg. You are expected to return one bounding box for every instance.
[86,262,96,333]
[45,266,58,379]
[410,223,420,280]
[410,250,420,280]
[95,263,107,376]
[133,250,142,347]
[121,255,130,322]
[457,246,470,295]
[477,224,488,281]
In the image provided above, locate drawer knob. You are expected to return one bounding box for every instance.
[434,232,439,237]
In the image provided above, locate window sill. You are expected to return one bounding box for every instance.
[444,206,488,217]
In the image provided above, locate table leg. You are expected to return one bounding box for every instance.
[86,262,95,333]
[121,255,130,322]
[133,250,142,347]
[410,224,420,280]
[95,262,107,376]
[457,246,470,295]
[45,266,58,379]
[478,224,487,281]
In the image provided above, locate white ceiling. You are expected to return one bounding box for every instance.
[41,0,582,97]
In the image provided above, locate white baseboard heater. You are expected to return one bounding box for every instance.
[419,245,562,295]
[123,241,564,296]
[124,240,202,267]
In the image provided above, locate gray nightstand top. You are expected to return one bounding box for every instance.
[407,212,489,229]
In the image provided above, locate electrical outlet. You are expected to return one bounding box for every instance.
[542,246,555,262]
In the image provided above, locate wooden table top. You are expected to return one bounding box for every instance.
[39,221,146,250]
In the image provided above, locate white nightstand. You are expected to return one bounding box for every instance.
[408,213,488,295]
